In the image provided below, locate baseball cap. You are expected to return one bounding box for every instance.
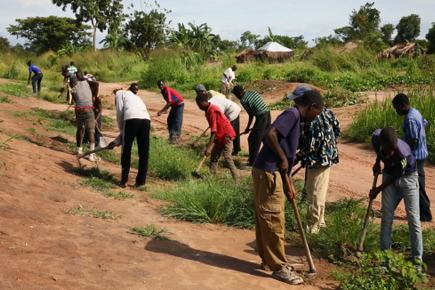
[195,84,207,92]
[287,85,312,100]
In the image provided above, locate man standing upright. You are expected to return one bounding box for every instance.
[157,80,184,144]
[196,84,242,155]
[392,93,432,222]
[68,61,78,75]
[108,84,151,188]
[233,85,271,166]
[221,65,237,99]
[27,61,43,94]
[196,93,239,180]
[292,86,341,234]
[70,74,100,162]
[252,90,323,285]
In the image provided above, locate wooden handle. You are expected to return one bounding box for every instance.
[195,156,207,173]
[356,174,379,255]
[77,146,111,159]
[282,173,316,274]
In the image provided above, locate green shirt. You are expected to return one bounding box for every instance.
[240,90,269,116]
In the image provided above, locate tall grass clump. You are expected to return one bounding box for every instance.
[147,136,205,180]
[344,86,435,163]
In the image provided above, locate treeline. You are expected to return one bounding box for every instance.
[2,1,435,59]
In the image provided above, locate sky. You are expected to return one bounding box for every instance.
[1,0,435,48]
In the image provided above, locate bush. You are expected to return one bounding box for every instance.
[340,250,427,290]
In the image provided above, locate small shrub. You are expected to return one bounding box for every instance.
[102,191,134,200]
[340,250,427,290]
[0,96,14,103]
[3,62,20,79]
[129,224,169,240]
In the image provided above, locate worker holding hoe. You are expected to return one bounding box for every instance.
[252,90,323,285]
[107,84,151,188]
[221,65,237,99]
[70,73,100,162]
[233,85,271,166]
[370,127,423,266]
[195,84,242,156]
[392,93,432,222]
[195,93,239,180]
[157,80,184,144]
[27,60,43,94]
[291,85,341,234]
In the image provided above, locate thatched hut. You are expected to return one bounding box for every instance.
[235,42,294,64]
[378,43,427,59]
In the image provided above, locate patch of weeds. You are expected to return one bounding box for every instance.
[129,224,169,240]
[391,224,435,257]
[238,150,249,157]
[3,63,20,79]
[0,96,15,103]
[286,198,379,259]
[0,137,12,175]
[148,136,205,180]
[72,166,117,191]
[8,134,43,146]
[324,87,367,107]
[102,191,134,200]
[101,115,116,130]
[70,204,121,220]
[97,149,121,165]
[0,83,30,99]
[340,250,427,290]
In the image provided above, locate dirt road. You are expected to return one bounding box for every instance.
[0,79,433,289]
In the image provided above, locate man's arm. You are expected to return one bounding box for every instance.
[87,80,99,98]
[244,114,254,133]
[158,103,171,116]
[265,126,296,200]
[205,132,216,157]
[27,72,32,85]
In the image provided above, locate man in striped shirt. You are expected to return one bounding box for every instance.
[233,85,271,166]
[393,94,432,222]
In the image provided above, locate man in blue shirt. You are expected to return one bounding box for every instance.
[252,90,323,285]
[27,61,43,94]
[392,94,432,222]
[371,127,422,265]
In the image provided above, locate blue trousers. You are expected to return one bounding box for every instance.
[167,103,184,137]
[32,73,43,93]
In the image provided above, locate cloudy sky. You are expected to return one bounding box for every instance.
[1,0,435,47]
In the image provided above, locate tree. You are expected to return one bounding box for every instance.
[334,2,381,42]
[313,35,342,47]
[125,1,171,58]
[394,14,421,44]
[216,39,238,51]
[52,0,124,51]
[0,37,10,53]
[380,24,394,46]
[239,31,260,49]
[7,16,91,53]
[256,34,308,50]
[426,22,435,54]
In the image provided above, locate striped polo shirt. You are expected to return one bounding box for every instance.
[240,90,269,116]
[402,108,428,160]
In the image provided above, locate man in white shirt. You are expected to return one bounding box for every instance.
[221,65,237,100]
[108,83,151,188]
[196,84,242,155]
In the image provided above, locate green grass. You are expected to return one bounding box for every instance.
[129,224,170,240]
[70,204,121,220]
[0,83,31,99]
[8,134,44,146]
[12,109,77,135]
[0,96,15,103]
[102,191,134,200]
[344,86,435,163]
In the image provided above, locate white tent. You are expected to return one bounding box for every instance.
[256,41,293,52]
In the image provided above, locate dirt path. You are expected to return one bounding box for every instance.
[0,79,434,289]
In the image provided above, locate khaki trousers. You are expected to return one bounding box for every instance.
[220,82,231,100]
[306,166,331,234]
[210,141,238,179]
[252,168,287,271]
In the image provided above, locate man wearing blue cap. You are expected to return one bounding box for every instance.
[291,85,341,234]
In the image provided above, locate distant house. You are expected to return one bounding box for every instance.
[235,42,294,64]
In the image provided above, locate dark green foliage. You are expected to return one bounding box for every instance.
[395,14,421,44]
[7,16,91,53]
